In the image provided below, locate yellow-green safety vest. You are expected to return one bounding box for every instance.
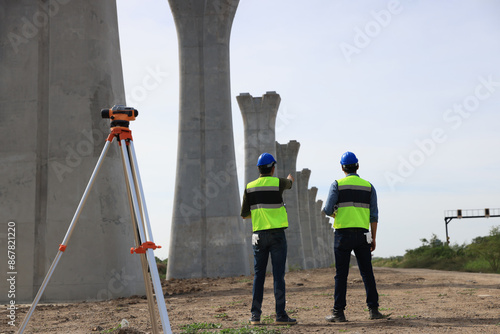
[334,175,372,230]
[246,177,288,232]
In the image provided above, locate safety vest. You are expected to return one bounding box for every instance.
[246,177,288,232]
[334,175,372,229]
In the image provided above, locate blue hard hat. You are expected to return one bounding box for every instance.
[340,151,358,165]
[257,153,276,167]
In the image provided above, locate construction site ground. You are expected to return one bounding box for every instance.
[3,267,500,333]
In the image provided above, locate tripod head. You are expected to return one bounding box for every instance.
[101,104,138,128]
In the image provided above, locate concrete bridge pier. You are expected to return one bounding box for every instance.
[276,140,305,270]
[0,1,144,303]
[296,169,315,269]
[167,0,249,279]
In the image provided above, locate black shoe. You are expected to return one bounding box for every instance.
[369,307,387,319]
[249,314,260,325]
[326,308,347,322]
[275,315,297,325]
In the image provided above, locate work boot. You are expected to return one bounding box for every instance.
[275,315,297,325]
[369,307,385,319]
[325,308,347,322]
[249,314,260,325]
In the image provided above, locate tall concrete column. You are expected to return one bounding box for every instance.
[315,200,328,267]
[276,140,305,270]
[237,91,281,271]
[167,0,249,279]
[307,187,319,268]
[323,215,334,266]
[0,1,144,303]
[296,169,315,269]
[237,91,280,183]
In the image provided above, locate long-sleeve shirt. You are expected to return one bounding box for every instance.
[322,173,378,223]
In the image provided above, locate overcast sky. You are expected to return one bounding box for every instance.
[116,0,500,260]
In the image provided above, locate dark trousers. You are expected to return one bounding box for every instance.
[251,229,287,318]
[333,229,379,310]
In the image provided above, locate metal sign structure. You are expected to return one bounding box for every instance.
[444,208,500,244]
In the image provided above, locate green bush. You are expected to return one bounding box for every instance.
[373,230,500,274]
[156,257,168,279]
[466,226,500,273]
[463,258,492,273]
[372,256,404,268]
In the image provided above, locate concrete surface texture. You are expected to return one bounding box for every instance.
[322,213,334,265]
[237,91,281,185]
[315,199,330,267]
[0,1,145,303]
[307,187,321,267]
[275,140,306,270]
[296,169,316,269]
[167,0,250,279]
[308,187,326,267]
[237,91,281,272]
[319,204,334,266]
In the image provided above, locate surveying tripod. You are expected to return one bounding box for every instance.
[18,105,172,334]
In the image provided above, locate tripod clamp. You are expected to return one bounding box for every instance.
[107,126,133,143]
[131,241,162,254]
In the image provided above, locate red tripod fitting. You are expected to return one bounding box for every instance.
[131,241,162,254]
[107,127,133,144]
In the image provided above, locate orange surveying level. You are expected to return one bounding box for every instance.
[101,105,138,129]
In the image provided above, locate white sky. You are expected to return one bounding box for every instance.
[116,0,500,260]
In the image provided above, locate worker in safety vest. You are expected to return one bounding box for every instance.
[240,152,297,326]
[323,151,386,322]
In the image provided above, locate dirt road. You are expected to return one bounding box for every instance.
[3,267,500,333]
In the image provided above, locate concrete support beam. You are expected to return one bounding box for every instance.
[276,140,305,270]
[323,215,334,267]
[237,91,281,183]
[296,169,315,269]
[237,91,281,271]
[307,187,319,268]
[315,200,328,267]
[167,0,249,279]
[0,1,144,302]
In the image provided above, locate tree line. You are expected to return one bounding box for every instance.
[373,226,500,273]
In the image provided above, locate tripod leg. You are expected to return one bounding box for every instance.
[120,139,172,333]
[120,143,160,334]
[18,139,115,334]
[127,140,155,240]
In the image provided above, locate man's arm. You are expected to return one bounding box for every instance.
[279,174,294,193]
[322,181,339,216]
[369,184,378,252]
[240,189,251,219]
[370,222,378,252]
[369,184,378,223]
